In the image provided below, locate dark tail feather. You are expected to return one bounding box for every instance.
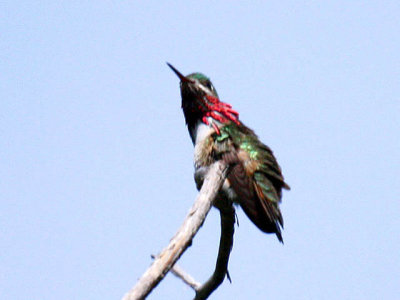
[275,226,283,243]
[223,155,284,243]
[239,198,284,243]
[228,169,284,242]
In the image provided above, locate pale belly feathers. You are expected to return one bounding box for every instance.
[192,122,239,203]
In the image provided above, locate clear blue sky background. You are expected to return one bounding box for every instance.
[2,2,399,299]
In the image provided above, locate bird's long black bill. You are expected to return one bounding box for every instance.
[166,62,191,83]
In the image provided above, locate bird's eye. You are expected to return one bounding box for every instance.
[205,81,213,91]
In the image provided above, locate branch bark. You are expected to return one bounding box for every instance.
[194,198,235,299]
[169,198,236,300]
[171,262,201,291]
[122,161,229,300]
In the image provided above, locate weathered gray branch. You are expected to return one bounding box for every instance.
[169,197,236,300]
[122,161,229,300]
[194,198,235,300]
[171,263,201,291]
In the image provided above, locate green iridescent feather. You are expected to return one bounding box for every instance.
[215,123,288,196]
[211,122,289,240]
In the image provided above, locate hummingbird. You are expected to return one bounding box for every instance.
[167,63,290,242]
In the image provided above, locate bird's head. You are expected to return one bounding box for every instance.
[167,63,240,134]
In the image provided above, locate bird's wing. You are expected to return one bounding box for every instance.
[212,125,287,242]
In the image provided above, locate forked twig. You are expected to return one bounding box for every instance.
[194,198,235,300]
[122,161,229,300]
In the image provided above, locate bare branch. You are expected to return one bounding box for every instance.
[194,198,235,300]
[171,263,201,291]
[150,255,200,291]
[122,161,229,300]
[168,198,236,300]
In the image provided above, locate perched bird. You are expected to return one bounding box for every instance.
[168,63,290,242]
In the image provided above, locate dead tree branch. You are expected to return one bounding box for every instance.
[122,161,229,300]
[171,263,201,291]
[169,197,236,300]
[194,197,235,299]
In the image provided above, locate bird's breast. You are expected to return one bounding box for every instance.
[193,122,215,168]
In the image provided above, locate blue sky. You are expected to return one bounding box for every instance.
[1,1,399,299]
